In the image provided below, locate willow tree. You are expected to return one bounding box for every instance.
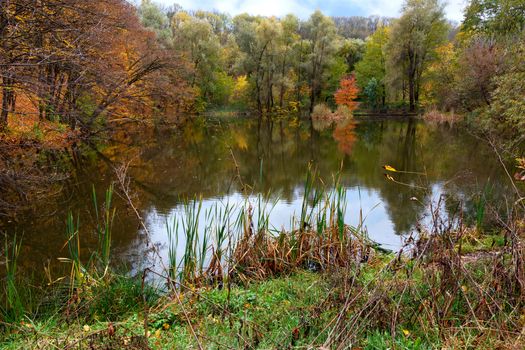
[172,12,224,108]
[304,11,341,112]
[387,0,448,111]
[138,0,172,47]
[232,15,283,112]
[276,15,300,108]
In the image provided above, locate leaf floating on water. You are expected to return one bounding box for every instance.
[383,165,397,172]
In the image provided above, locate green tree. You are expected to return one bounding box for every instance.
[387,0,449,111]
[172,12,224,108]
[138,0,172,47]
[304,11,342,113]
[355,25,389,108]
[463,0,525,36]
[276,15,301,108]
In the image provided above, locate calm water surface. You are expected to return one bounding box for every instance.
[3,117,513,276]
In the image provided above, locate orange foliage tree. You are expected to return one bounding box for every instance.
[0,0,194,134]
[334,75,360,111]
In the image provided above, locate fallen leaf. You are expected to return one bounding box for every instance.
[383,165,397,172]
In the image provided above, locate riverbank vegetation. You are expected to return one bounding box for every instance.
[2,0,525,348]
[2,166,525,349]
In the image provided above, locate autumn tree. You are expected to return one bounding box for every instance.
[0,0,191,134]
[422,43,458,109]
[334,75,360,111]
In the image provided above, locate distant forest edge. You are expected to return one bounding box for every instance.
[0,0,524,147]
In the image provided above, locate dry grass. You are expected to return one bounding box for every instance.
[423,108,463,125]
[311,103,353,122]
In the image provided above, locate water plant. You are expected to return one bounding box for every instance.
[63,211,83,292]
[92,184,115,272]
[1,235,24,323]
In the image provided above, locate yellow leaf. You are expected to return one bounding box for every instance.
[383,165,397,172]
[402,329,410,336]
[461,285,468,293]
[163,323,170,330]
[83,325,90,332]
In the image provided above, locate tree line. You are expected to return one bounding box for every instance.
[138,2,377,114]
[354,0,525,149]
[1,0,524,144]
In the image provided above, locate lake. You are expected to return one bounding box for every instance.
[2,116,513,278]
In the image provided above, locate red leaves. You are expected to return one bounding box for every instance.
[334,75,360,111]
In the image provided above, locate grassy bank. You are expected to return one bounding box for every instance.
[2,169,524,349]
[2,267,426,349]
[3,242,523,349]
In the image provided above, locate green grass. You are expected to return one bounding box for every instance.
[3,247,523,350]
[1,271,333,349]
[459,233,506,254]
[0,264,441,349]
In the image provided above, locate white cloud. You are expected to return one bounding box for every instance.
[171,0,313,17]
[160,0,465,21]
[445,0,467,22]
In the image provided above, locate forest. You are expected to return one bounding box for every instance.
[1,1,523,133]
[1,0,525,349]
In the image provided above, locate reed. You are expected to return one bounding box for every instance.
[179,197,204,285]
[166,215,179,282]
[92,184,115,272]
[206,201,235,284]
[64,211,83,292]
[156,166,378,288]
[2,234,24,323]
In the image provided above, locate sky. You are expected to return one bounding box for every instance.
[157,0,467,23]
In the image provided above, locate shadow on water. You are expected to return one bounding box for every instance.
[2,116,514,278]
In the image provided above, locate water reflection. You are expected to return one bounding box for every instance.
[2,117,513,276]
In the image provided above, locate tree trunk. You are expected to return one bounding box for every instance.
[381,83,386,108]
[0,90,8,130]
[309,55,318,114]
[408,77,415,112]
[1,76,14,131]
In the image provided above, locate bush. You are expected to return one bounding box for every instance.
[311,103,353,121]
[482,71,525,146]
[311,103,333,119]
